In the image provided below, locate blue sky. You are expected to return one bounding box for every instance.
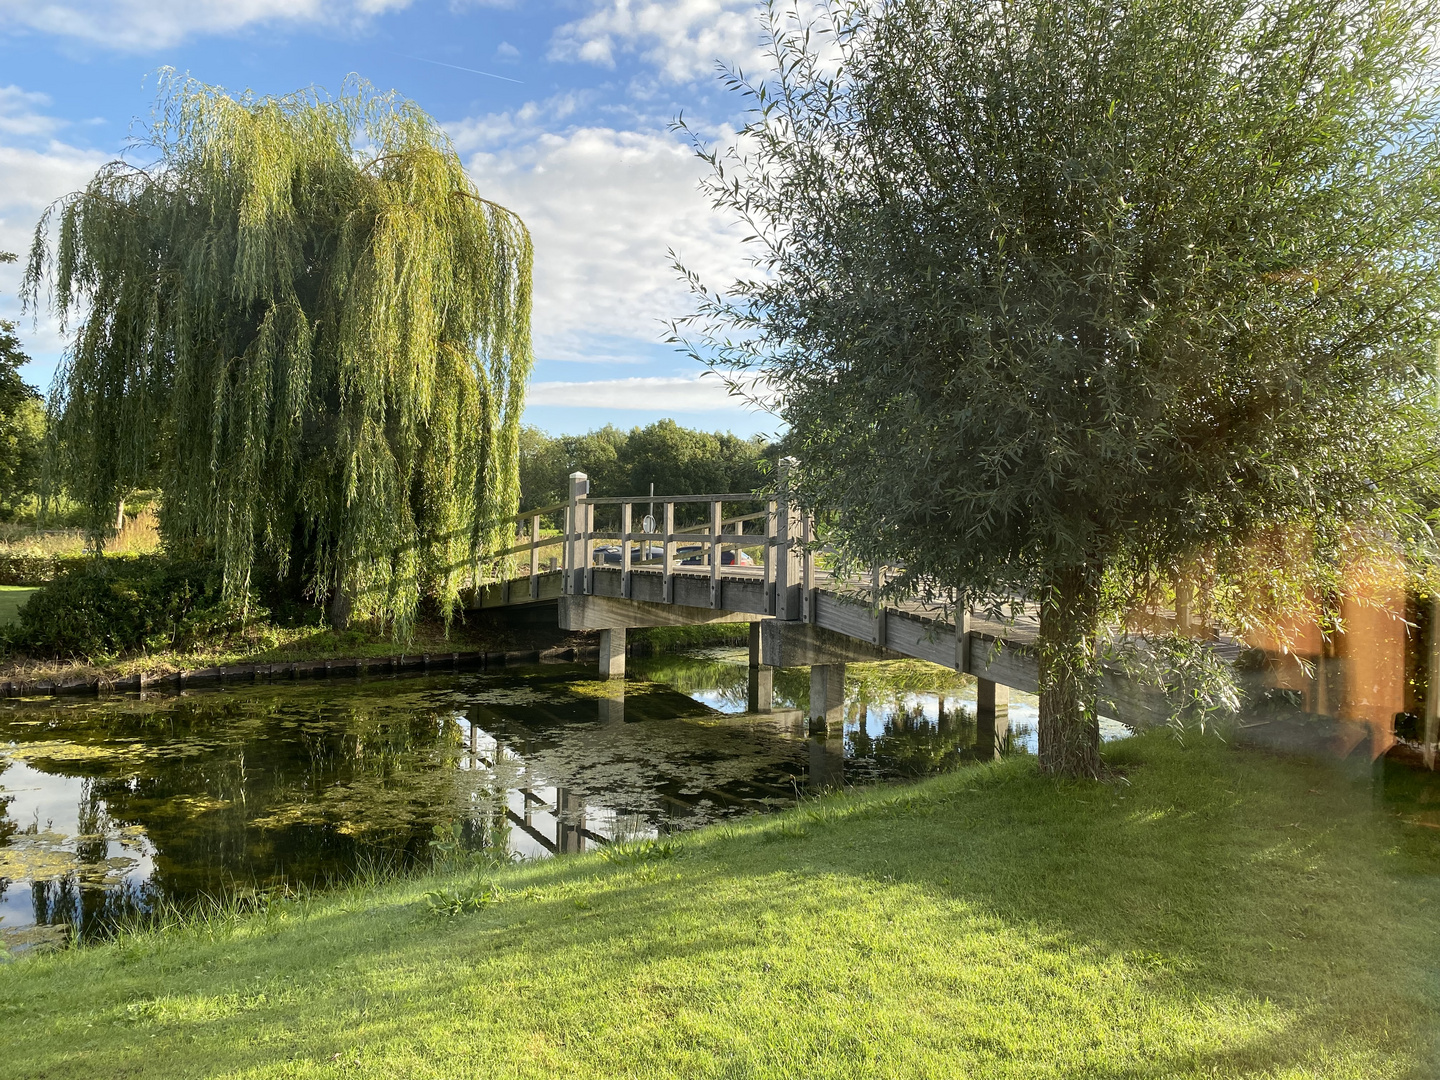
[0,0,779,438]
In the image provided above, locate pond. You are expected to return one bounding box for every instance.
[0,648,1063,952]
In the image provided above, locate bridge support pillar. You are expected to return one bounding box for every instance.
[976,678,1009,759]
[748,623,773,713]
[808,726,845,791]
[599,628,626,679]
[597,681,625,723]
[748,666,773,713]
[809,663,846,732]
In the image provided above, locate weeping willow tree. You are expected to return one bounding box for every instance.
[24,76,532,634]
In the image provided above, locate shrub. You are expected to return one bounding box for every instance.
[0,552,94,586]
[1,555,265,659]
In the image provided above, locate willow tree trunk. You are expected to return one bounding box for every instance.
[328,581,353,632]
[1037,564,1103,778]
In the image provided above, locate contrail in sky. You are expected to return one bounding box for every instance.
[401,55,524,85]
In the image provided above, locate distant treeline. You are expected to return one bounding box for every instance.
[518,420,778,509]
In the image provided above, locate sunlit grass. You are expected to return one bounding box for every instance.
[103,509,161,555]
[1,732,1435,1078]
[0,525,88,557]
[0,586,35,628]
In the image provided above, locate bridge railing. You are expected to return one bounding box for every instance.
[482,470,917,620]
[561,473,811,614]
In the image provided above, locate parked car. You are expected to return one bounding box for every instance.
[678,545,755,567]
[590,544,755,567]
[592,543,667,566]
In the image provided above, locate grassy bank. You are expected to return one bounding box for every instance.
[2,733,1436,1079]
[0,585,34,628]
[0,617,596,685]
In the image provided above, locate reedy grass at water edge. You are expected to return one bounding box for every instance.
[1,732,1436,1079]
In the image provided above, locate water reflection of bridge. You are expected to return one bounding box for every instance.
[456,676,997,856]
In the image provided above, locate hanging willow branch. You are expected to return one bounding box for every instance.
[24,74,533,636]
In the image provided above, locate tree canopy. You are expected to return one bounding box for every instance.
[519,420,773,508]
[0,252,44,520]
[678,0,1440,775]
[24,76,532,633]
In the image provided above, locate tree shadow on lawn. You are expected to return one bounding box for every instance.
[4,732,1438,1079]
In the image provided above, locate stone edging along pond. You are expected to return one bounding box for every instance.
[0,645,604,700]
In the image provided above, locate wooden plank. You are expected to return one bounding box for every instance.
[629,568,665,604]
[488,534,565,560]
[529,515,540,600]
[1096,672,1170,730]
[882,609,957,668]
[592,567,624,598]
[710,500,722,609]
[814,592,877,642]
[537,571,563,601]
[801,513,815,623]
[621,503,632,599]
[764,499,777,615]
[663,502,675,604]
[969,635,1040,694]
[559,594,758,630]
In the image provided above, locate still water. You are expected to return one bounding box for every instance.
[0,648,1108,951]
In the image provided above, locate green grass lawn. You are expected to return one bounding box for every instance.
[0,586,36,628]
[1,733,1436,1079]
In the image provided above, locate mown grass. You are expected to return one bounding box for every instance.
[0,586,35,628]
[1,733,1436,1079]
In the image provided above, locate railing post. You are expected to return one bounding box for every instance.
[584,497,594,595]
[776,458,804,620]
[764,499,778,615]
[954,591,971,673]
[801,510,815,623]
[710,499,723,608]
[663,501,676,603]
[566,472,588,596]
[621,502,633,599]
[871,563,887,647]
[529,513,540,600]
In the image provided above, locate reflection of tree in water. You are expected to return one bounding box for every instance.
[2,684,490,937]
[846,695,976,781]
[0,755,11,924]
[630,654,753,709]
[0,661,980,939]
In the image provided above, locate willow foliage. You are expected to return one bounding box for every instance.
[25,76,532,634]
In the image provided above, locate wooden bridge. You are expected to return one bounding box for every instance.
[471,469,1173,748]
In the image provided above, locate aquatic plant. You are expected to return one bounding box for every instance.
[423,883,506,916]
[598,838,682,863]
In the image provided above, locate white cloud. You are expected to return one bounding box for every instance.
[549,0,765,83]
[454,105,750,363]
[0,0,422,50]
[528,374,755,412]
[0,89,110,370]
[0,87,63,139]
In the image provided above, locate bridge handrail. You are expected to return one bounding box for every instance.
[577,492,765,506]
[485,470,897,621]
[493,501,567,526]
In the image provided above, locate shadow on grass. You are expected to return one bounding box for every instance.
[2,732,1437,1079]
